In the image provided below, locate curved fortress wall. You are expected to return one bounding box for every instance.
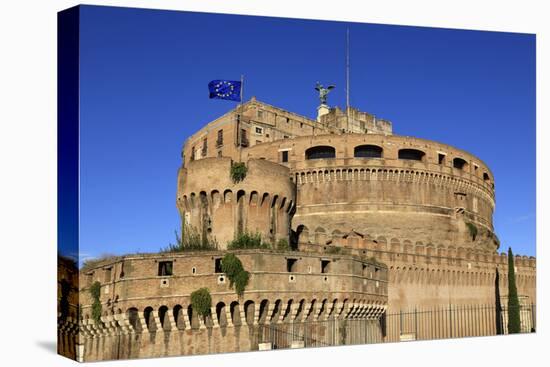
[177,158,295,249]
[298,233,536,313]
[244,133,497,251]
[77,251,388,361]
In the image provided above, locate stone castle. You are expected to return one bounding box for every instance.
[58,97,536,362]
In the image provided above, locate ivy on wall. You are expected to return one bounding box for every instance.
[190,288,212,318]
[221,253,250,296]
[89,281,102,324]
[230,162,247,183]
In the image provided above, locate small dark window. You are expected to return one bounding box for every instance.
[191,146,195,161]
[362,264,368,277]
[453,157,468,170]
[354,145,382,158]
[266,133,270,138]
[398,149,425,161]
[483,172,490,182]
[282,151,288,163]
[305,146,336,160]
[286,258,297,272]
[202,138,207,156]
[217,129,223,147]
[214,258,222,273]
[158,261,173,276]
[283,135,289,139]
[438,153,445,165]
[321,260,330,273]
[286,117,290,123]
[300,123,304,128]
[255,127,263,134]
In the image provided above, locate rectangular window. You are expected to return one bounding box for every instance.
[158,261,173,276]
[281,150,288,163]
[321,260,330,273]
[283,135,289,139]
[286,258,297,272]
[438,153,446,165]
[217,129,223,147]
[214,258,222,273]
[202,138,207,156]
[255,127,263,134]
[286,117,290,123]
[191,146,195,161]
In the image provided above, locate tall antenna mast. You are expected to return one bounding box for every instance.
[346,28,350,110]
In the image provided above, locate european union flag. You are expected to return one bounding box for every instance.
[208,80,242,102]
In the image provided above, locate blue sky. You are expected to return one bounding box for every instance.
[77,5,535,263]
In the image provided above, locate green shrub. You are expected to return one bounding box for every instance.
[161,224,218,252]
[89,281,102,324]
[276,238,291,251]
[221,253,250,296]
[190,288,212,317]
[230,162,247,183]
[227,231,270,250]
[466,222,478,241]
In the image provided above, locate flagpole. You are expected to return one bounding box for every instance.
[238,74,244,161]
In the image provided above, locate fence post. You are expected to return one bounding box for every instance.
[448,304,453,338]
[414,307,418,340]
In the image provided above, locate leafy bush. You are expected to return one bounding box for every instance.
[161,224,218,252]
[276,238,291,251]
[89,281,102,324]
[221,253,250,296]
[230,162,247,183]
[466,222,478,241]
[227,231,270,250]
[190,288,212,317]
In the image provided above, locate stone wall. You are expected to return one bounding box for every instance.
[177,158,295,248]
[74,250,388,361]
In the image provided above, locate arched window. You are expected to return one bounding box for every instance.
[354,144,383,158]
[305,146,336,160]
[398,149,425,161]
[453,157,468,170]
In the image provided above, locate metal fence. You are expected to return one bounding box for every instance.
[384,303,536,342]
[257,304,536,350]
